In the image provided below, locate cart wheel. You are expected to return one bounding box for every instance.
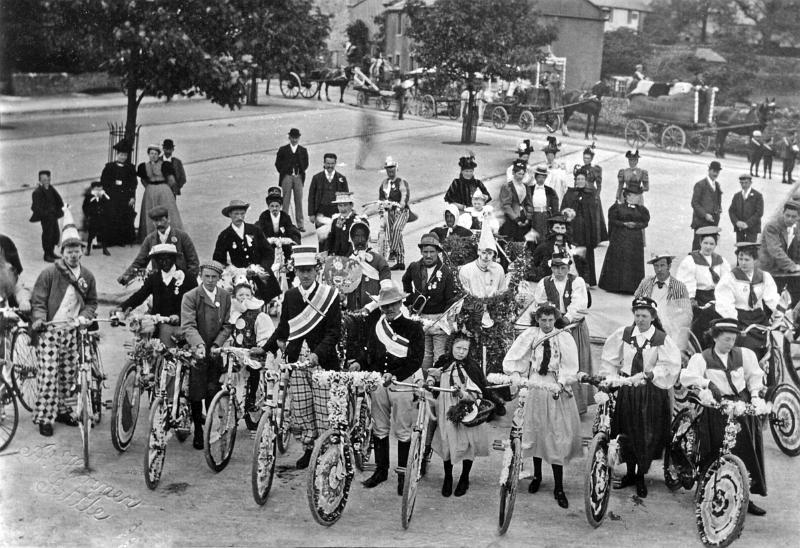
[769,383,800,457]
[420,95,435,118]
[279,74,301,99]
[542,112,561,133]
[492,106,508,129]
[518,110,534,132]
[625,119,650,149]
[299,79,319,99]
[447,101,459,120]
[688,133,712,155]
[661,125,687,153]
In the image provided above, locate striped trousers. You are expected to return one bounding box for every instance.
[289,367,330,450]
[386,207,409,263]
[33,329,79,425]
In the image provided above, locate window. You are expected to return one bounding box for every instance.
[601,8,611,21]
[607,9,614,22]
[628,10,639,24]
[397,14,403,35]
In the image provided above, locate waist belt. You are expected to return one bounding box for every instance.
[532,207,548,213]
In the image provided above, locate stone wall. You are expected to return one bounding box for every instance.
[10,72,120,96]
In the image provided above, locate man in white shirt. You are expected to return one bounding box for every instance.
[459,229,507,298]
[634,253,692,344]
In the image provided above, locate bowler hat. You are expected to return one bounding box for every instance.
[221,200,250,217]
[709,161,722,171]
[418,233,442,251]
[148,205,169,220]
[162,139,175,149]
[288,128,301,138]
[265,187,283,205]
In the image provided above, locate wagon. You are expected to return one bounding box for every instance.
[278,71,317,99]
[352,67,396,110]
[623,85,719,155]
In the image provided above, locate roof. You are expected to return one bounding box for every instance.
[589,0,653,12]
[534,0,605,20]
[694,47,726,63]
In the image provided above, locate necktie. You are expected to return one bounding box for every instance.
[708,265,720,285]
[630,337,645,375]
[748,281,757,308]
[538,339,551,376]
[656,281,665,289]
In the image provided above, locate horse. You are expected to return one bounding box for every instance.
[714,98,776,158]
[311,65,354,103]
[561,80,611,140]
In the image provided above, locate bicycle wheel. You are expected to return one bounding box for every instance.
[277,388,293,455]
[306,430,353,526]
[664,409,698,491]
[143,397,169,490]
[695,454,749,547]
[584,433,612,528]
[204,389,238,472]
[769,383,800,456]
[174,395,192,442]
[243,373,265,431]
[251,412,277,505]
[0,378,19,452]
[401,429,423,529]
[351,396,373,471]
[78,372,91,469]
[110,359,141,452]
[10,329,39,411]
[498,436,522,535]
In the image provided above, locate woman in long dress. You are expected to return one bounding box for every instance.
[576,146,608,241]
[600,297,681,498]
[499,161,533,242]
[598,189,650,294]
[560,170,602,286]
[100,140,138,246]
[136,144,183,241]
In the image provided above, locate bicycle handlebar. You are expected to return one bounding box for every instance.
[390,379,458,393]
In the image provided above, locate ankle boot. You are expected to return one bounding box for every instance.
[397,440,410,496]
[420,446,432,477]
[191,400,204,450]
[363,436,389,488]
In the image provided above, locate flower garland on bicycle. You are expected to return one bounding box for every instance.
[262,245,341,470]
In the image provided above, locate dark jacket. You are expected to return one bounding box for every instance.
[431,225,474,242]
[444,177,491,208]
[256,210,302,262]
[29,185,64,223]
[213,223,274,270]
[31,261,97,322]
[432,354,493,400]
[81,191,110,232]
[264,284,341,370]
[690,177,723,229]
[359,309,424,381]
[163,156,187,195]
[728,189,764,236]
[401,258,459,314]
[124,227,200,280]
[274,144,309,179]
[326,212,359,256]
[121,269,197,316]
[307,170,349,218]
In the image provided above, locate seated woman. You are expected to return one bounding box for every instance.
[503,303,582,509]
[600,297,681,498]
[680,318,768,516]
[458,188,499,235]
[714,242,780,358]
[675,226,731,346]
[431,204,474,242]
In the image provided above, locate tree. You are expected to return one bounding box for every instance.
[643,0,737,44]
[405,0,556,144]
[731,0,800,50]
[601,29,652,78]
[346,19,371,66]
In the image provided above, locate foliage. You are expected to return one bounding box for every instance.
[730,0,800,50]
[601,28,652,78]
[346,19,371,66]
[442,235,478,267]
[643,0,737,44]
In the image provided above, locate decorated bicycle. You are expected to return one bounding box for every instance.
[0,300,38,412]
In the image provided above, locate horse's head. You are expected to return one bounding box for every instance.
[344,65,354,80]
[757,97,777,123]
[591,80,611,99]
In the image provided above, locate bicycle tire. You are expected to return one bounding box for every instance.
[498,436,522,535]
[665,408,699,491]
[784,338,800,390]
[769,383,800,457]
[204,389,238,472]
[401,430,423,529]
[0,378,19,452]
[352,396,373,471]
[306,429,353,526]
[144,397,168,490]
[694,453,749,547]
[243,374,265,431]
[277,388,292,455]
[10,329,39,412]
[251,411,277,505]
[174,395,192,443]
[110,359,141,452]
[79,371,91,470]
[584,433,612,528]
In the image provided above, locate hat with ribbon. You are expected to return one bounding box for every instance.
[418,232,443,251]
[547,214,569,225]
[548,253,572,267]
[533,164,549,177]
[265,187,283,205]
[221,199,250,217]
[647,252,675,264]
[625,149,640,159]
[709,318,741,334]
[631,296,658,312]
[739,173,753,181]
[542,136,560,153]
[146,143,161,154]
[369,280,408,307]
[517,139,533,155]
[148,243,178,257]
[292,244,318,267]
[512,159,528,173]
[459,156,477,169]
[331,191,355,205]
[384,156,398,168]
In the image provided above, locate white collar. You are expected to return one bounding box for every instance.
[290,143,298,153]
[158,226,171,242]
[707,176,717,188]
[635,325,655,341]
[203,286,217,301]
[325,169,335,180]
[67,264,81,279]
[231,223,245,239]
[714,348,730,363]
[298,282,317,299]
[161,266,177,284]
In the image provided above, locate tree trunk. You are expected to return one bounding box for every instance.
[247,70,258,106]
[460,89,477,144]
[700,9,708,43]
[125,84,138,145]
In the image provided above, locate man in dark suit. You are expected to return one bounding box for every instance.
[263,245,341,469]
[118,205,199,284]
[308,152,349,236]
[759,200,800,274]
[274,128,310,231]
[326,192,361,257]
[728,174,764,243]
[257,187,302,288]
[212,200,280,301]
[161,139,187,197]
[690,161,723,250]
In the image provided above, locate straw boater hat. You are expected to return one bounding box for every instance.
[647,252,675,264]
[146,143,161,154]
[331,191,355,205]
[292,244,318,267]
[739,173,752,181]
[533,164,549,177]
[221,200,250,217]
[695,226,721,237]
[709,318,740,335]
[384,156,398,169]
[59,207,84,249]
[148,243,178,258]
[265,187,283,205]
[369,280,408,307]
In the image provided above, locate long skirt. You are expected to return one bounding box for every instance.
[611,381,671,474]
[137,184,183,241]
[595,198,608,243]
[521,383,582,465]
[432,377,489,463]
[571,321,593,414]
[695,396,766,496]
[530,211,549,243]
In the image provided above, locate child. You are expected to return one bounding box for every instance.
[762,137,774,180]
[228,280,275,419]
[429,333,494,497]
[29,169,64,262]
[459,188,499,235]
[81,181,111,256]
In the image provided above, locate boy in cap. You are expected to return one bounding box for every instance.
[29,170,64,262]
[758,199,800,274]
[81,181,110,256]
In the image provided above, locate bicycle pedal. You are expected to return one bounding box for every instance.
[492,440,506,451]
[104,399,113,409]
[361,463,376,472]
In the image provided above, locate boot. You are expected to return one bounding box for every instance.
[362,436,389,488]
[420,445,433,478]
[442,460,453,497]
[396,440,410,496]
[296,448,313,470]
[102,247,110,256]
[454,460,472,497]
[191,400,204,450]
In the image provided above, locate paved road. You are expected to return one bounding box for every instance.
[1,93,799,547]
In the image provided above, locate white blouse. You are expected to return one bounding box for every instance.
[503,327,578,386]
[681,348,764,398]
[600,325,681,389]
[532,275,588,322]
[714,269,779,319]
[675,253,731,297]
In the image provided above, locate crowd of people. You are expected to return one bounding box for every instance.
[5,123,800,523]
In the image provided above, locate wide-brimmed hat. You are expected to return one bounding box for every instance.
[199,260,225,275]
[221,200,250,217]
[331,191,354,205]
[459,156,477,169]
[695,226,721,236]
[148,243,178,258]
[384,156,398,168]
[148,205,169,220]
[292,244,318,267]
[265,187,283,205]
[533,164,548,177]
[113,139,132,153]
[647,252,675,264]
[631,296,657,312]
[288,128,301,138]
[625,149,640,159]
[709,318,740,334]
[418,232,442,251]
[708,160,722,171]
[369,280,408,307]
